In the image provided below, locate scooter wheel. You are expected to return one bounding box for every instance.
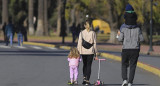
[101,81,104,85]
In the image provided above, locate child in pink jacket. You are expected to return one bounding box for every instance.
[68,47,81,85]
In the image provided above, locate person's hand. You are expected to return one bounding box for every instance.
[117,30,120,36]
[94,57,99,60]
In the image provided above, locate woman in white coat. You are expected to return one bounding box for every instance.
[77,20,98,85]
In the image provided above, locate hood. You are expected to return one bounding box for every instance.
[120,23,138,31]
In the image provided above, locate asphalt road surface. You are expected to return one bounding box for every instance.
[0,43,160,86]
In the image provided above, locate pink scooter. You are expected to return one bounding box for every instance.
[94,59,106,86]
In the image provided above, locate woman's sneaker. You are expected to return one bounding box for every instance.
[122,80,128,86]
[85,81,91,85]
[82,77,86,85]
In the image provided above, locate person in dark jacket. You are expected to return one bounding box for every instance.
[70,23,77,43]
[16,24,24,46]
[5,20,14,46]
[117,4,144,86]
[2,22,7,42]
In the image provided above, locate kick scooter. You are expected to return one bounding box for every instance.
[94,59,106,86]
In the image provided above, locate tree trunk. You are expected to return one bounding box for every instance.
[36,0,44,36]
[107,1,119,44]
[56,0,61,36]
[75,10,80,26]
[142,23,149,43]
[70,5,76,26]
[2,0,8,25]
[44,0,49,36]
[28,0,34,35]
[141,0,149,44]
[109,23,119,43]
[59,0,67,43]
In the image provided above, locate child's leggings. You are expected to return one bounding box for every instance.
[70,66,78,81]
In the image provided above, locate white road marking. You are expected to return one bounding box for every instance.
[31,46,42,49]
[15,46,26,49]
[0,45,11,48]
[47,47,57,50]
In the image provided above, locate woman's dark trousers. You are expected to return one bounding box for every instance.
[82,54,94,81]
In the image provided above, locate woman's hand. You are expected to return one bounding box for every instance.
[94,57,99,60]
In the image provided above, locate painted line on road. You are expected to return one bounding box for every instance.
[60,46,71,50]
[0,45,11,48]
[31,46,42,49]
[23,42,160,78]
[14,46,26,49]
[47,47,57,50]
[24,42,56,48]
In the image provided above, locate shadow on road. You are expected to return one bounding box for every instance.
[102,84,149,86]
[0,51,69,56]
[67,83,149,86]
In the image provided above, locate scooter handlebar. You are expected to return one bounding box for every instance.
[98,59,106,61]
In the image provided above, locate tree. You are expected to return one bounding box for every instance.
[105,0,128,43]
[44,0,48,36]
[36,0,44,36]
[65,0,91,31]
[57,0,67,43]
[59,0,67,43]
[2,0,8,25]
[28,0,34,35]
[56,0,61,36]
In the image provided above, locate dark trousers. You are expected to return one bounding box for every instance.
[82,54,94,80]
[121,49,139,83]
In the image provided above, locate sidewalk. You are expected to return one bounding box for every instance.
[97,43,160,56]
[28,38,160,56]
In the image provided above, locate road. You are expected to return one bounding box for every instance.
[0,43,160,86]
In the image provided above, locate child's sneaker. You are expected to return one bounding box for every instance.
[122,80,128,86]
[73,81,78,85]
[68,81,73,85]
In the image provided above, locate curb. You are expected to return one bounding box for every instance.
[24,42,160,78]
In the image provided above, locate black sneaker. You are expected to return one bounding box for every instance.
[82,80,86,85]
[82,77,86,85]
[85,81,91,85]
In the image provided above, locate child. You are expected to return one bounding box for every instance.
[68,47,81,85]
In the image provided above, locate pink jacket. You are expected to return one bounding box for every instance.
[68,57,81,66]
